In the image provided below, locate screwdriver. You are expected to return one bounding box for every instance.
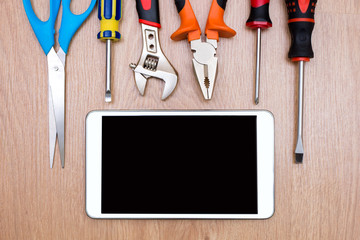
[98,0,122,102]
[246,0,272,105]
[285,0,317,163]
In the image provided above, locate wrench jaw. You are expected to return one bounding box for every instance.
[130,24,178,100]
[130,63,178,100]
[133,72,149,96]
[160,70,178,100]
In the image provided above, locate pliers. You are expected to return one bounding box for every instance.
[171,0,236,100]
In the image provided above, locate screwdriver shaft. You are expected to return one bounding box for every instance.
[105,39,112,103]
[255,28,261,105]
[285,0,316,163]
[295,60,304,163]
[98,0,122,103]
[246,0,272,105]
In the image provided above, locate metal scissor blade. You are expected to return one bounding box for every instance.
[49,83,56,168]
[47,48,65,168]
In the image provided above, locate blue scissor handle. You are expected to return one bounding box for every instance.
[59,0,97,53]
[23,0,61,55]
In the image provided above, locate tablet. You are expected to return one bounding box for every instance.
[86,110,274,219]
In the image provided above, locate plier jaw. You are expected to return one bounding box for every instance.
[191,39,218,100]
[171,0,236,100]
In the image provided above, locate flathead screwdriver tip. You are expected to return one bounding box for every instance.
[295,137,304,164]
[105,91,112,103]
[295,153,304,164]
[105,40,112,103]
[295,61,305,164]
[255,28,261,105]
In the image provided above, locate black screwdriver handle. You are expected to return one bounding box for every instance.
[285,0,317,61]
[246,0,272,29]
[135,0,161,28]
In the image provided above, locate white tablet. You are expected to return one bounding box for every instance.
[86,110,274,219]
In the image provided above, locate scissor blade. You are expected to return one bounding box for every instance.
[47,48,65,168]
[49,82,56,168]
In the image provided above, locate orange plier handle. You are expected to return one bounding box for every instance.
[171,0,236,42]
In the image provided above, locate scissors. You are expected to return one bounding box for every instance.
[23,0,96,168]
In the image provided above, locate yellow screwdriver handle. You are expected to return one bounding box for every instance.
[98,0,122,40]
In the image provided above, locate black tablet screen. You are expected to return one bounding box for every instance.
[101,115,258,214]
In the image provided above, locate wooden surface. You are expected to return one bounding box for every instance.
[1,0,359,239]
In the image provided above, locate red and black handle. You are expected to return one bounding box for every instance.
[135,0,161,28]
[285,0,317,62]
[171,0,236,42]
[246,0,272,29]
[171,0,201,42]
[205,0,236,41]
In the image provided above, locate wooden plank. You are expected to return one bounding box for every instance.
[0,0,359,239]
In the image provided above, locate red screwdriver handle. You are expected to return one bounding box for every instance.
[246,0,272,29]
[135,0,161,28]
[285,0,317,61]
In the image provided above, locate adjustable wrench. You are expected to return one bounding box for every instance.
[130,0,178,100]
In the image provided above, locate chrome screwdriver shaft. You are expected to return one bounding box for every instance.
[98,0,122,103]
[295,61,304,163]
[285,0,316,163]
[255,28,261,105]
[105,39,112,102]
[246,0,272,105]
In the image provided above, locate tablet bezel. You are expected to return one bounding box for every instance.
[85,110,274,219]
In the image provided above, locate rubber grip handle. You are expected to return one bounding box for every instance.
[285,0,317,61]
[246,0,272,29]
[205,0,236,41]
[22,0,61,55]
[135,0,161,28]
[58,0,97,53]
[174,0,185,12]
[98,0,122,40]
[171,0,201,42]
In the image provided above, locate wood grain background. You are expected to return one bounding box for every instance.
[1,0,359,239]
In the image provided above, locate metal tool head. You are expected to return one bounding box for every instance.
[130,24,178,100]
[191,39,218,100]
[295,137,304,164]
[47,47,66,168]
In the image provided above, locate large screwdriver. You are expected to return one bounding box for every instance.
[246,0,272,105]
[285,0,317,163]
[98,0,122,102]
